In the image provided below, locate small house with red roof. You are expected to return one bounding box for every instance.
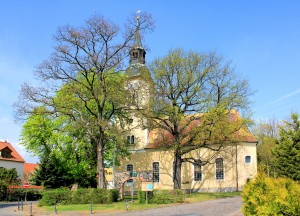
[0,141,25,179]
[24,163,39,182]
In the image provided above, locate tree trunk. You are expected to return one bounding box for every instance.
[97,135,106,189]
[173,151,182,189]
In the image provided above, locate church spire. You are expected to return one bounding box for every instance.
[133,15,143,49]
[129,13,146,65]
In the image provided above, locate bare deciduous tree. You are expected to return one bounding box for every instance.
[148,49,253,189]
[15,13,154,189]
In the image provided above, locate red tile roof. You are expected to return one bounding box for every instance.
[24,163,39,176]
[146,110,257,149]
[0,141,25,162]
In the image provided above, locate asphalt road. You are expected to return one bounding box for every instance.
[117,196,243,216]
[0,202,24,216]
[0,197,243,216]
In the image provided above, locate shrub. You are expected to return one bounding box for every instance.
[39,188,117,206]
[242,173,300,216]
[90,188,113,204]
[7,189,42,201]
[138,190,146,204]
[71,188,91,204]
[27,189,42,201]
[110,189,119,202]
[39,188,71,206]
[150,190,185,204]
[0,180,8,201]
[172,189,185,203]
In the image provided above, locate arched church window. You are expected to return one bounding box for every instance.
[194,160,202,181]
[215,158,224,180]
[153,162,160,182]
[127,135,135,145]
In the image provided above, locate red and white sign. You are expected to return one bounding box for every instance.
[23,182,29,188]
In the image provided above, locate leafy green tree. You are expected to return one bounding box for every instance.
[148,49,253,189]
[20,107,54,157]
[20,108,97,187]
[252,118,278,177]
[273,113,300,181]
[15,13,154,188]
[0,180,8,201]
[0,167,20,185]
[30,156,71,188]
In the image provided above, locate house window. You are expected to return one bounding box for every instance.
[127,135,135,145]
[194,160,202,181]
[215,158,224,180]
[245,156,251,164]
[153,162,160,182]
[126,164,134,182]
[1,149,11,158]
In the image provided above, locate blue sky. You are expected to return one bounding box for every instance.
[1,0,300,163]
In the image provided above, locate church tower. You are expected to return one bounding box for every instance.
[125,15,152,150]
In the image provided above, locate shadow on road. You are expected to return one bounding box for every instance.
[0,202,19,209]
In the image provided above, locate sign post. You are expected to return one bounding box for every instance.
[141,182,153,192]
[23,182,29,202]
[141,182,153,204]
[24,182,29,188]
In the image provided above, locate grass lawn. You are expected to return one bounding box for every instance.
[185,191,240,203]
[43,202,173,213]
[39,192,240,214]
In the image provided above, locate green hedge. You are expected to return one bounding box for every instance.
[150,190,185,204]
[110,189,119,202]
[0,181,42,202]
[0,180,8,201]
[138,189,185,204]
[138,190,146,204]
[242,173,300,216]
[71,188,91,204]
[7,189,42,201]
[39,188,119,206]
[39,188,72,206]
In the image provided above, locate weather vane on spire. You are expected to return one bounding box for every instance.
[136,10,141,25]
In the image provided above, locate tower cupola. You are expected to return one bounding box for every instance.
[129,16,146,65]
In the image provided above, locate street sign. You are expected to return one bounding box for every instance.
[24,182,29,188]
[141,182,153,191]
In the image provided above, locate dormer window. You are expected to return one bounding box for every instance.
[0,147,12,158]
